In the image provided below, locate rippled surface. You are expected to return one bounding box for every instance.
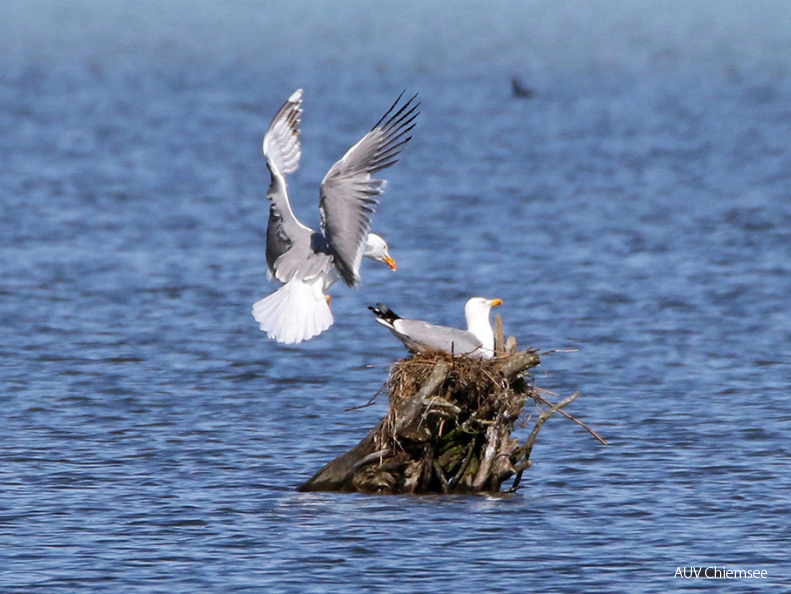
[2,1,790,591]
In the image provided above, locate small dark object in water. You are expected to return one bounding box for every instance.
[511,77,534,99]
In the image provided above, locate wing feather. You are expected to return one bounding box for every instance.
[263,88,303,175]
[319,92,420,287]
[392,320,484,356]
[262,89,313,279]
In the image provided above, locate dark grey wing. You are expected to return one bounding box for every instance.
[262,89,313,281]
[319,92,419,287]
[390,319,484,357]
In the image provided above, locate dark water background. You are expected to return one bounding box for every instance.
[2,1,790,591]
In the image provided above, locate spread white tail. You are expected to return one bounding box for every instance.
[252,279,333,344]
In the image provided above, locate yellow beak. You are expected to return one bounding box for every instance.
[490,298,503,306]
[385,255,397,271]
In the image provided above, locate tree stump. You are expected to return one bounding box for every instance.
[299,317,603,494]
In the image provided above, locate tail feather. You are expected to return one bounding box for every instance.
[368,303,401,325]
[253,280,333,344]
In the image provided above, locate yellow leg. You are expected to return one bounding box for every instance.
[325,294,331,309]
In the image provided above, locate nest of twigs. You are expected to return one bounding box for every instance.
[299,319,606,495]
[358,349,542,494]
[387,351,530,416]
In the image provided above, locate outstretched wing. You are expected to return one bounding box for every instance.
[262,89,312,280]
[264,88,303,175]
[319,91,419,287]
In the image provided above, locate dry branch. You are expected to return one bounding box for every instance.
[299,339,604,494]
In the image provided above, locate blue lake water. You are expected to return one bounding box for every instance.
[1,1,790,591]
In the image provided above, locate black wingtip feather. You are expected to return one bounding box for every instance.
[372,91,420,132]
[369,303,401,323]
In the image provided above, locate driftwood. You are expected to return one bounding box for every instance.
[299,316,605,494]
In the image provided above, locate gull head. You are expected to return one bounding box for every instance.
[464,297,503,334]
[364,233,397,271]
[465,297,503,357]
[464,297,503,321]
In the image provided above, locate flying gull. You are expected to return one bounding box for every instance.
[369,297,503,359]
[252,89,419,344]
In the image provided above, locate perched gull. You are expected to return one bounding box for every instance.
[369,297,503,359]
[252,89,419,344]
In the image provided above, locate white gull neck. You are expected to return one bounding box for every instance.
[465,301,494,354]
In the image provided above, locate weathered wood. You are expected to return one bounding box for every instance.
[394,361,451,442]
[472,424,500,490]
[299,345,603,494]
[509,391,580,491]
[494,315,505,356]
[498,349,541,380]
[297,420,383,492]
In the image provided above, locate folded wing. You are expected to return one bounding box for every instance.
[390,319,485,356]
[369,304,486,358]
